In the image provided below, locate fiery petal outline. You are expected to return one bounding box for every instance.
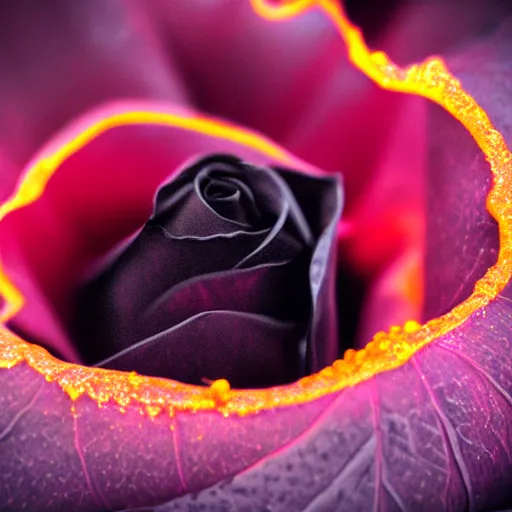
[0,0,510,419]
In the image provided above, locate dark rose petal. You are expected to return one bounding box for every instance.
[143,263,304,331]
[98,312,303,388]
[73,155,341,386]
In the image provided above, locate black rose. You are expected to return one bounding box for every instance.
[72,154,342,388]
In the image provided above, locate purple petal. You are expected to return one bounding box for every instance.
[0,1,189,200]
[0,358,337,511]
[423,89,499,321]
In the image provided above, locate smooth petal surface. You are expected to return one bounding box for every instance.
[138,0,403,199]
[0,1,189,201]
[97,312,303,388]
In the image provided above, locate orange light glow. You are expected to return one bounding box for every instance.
[0,0,511,417]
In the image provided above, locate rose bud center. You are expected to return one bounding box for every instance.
[70,154,342,388]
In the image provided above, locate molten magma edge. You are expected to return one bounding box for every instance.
[0,0,511,416]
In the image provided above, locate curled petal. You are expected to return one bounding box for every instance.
[73,154,341,385]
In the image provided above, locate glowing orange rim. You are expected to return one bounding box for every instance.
[0,0,511,417]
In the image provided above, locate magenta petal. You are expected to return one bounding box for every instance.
[139,0,345,150]
[0,1,189,200]
[378,1,510,66]
[138,0,406,192]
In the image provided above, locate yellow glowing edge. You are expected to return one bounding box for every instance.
[0,0,511,417]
